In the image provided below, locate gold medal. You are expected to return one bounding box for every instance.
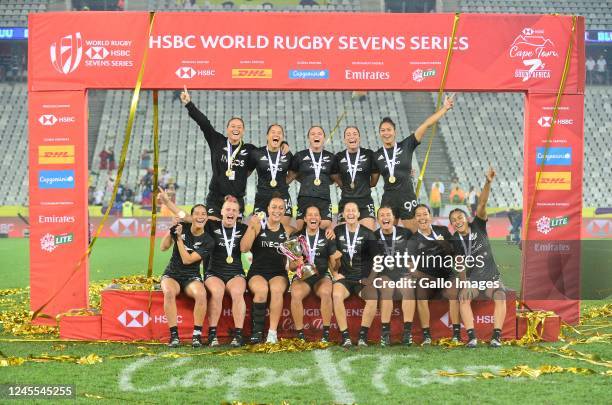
[350,260,353,267]
[270,179,277,187]
[350,182,355,189]
[389,176,396,184]
[226,256,234,264]
[314,178,321,186]
[226,169,233,177]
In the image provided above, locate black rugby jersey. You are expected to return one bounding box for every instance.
[248,146,293,194]
[290,228,337,276]
[249,223,288,274]
[334,148,378,200]
[290,149,337,200]
[451,216,500,281]
[373,134,420,193]
[165,222,214,275]
[409,225,455,278]
[204,220,248,276]
[334,224,377,280]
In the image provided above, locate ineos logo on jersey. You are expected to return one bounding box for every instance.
[50,32,83,74]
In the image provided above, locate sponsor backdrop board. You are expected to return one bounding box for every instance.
[30,12,584,93]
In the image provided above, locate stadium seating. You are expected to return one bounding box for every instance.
[0,0,47,26]
[147,0,362,12]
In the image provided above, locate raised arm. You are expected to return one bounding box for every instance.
[174,224,203,265]
[181,86,224,145]
[160,230,174,251]
[476,167,495,220]
[158,187,191,222]
[240,215,261,252]
[414,94,455,142]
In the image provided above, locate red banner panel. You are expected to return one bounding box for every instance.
[28,91,89,323]
[522,93,584,324]
[99,290,515,342]
[59,315,102,340]
[28,12,583,93]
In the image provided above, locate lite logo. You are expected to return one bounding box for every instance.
[231,69,272,79]
[412,68,436,82]
[86,46,109,60]
[176,66,196,79]
[50,32,83,74]
[535,172,571,190]
[536,215,569,235]
[117,310,150,328]
[40,232,73,252]
[38,145,75,164]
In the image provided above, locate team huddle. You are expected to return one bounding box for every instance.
[157,87,506,349]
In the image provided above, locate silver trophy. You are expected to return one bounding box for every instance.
[277,235,318,279]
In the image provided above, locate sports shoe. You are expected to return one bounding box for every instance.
[167,336,180,348]
[357,338,368,347]
[490,337,502,348]
[422,336,432,346]
[380,332,391,347]
[296,330,305,341]
[466,338,478,348]
[451,335,461,343]
[402,332,413,346]
[192,335,202,348]
[266,331,278,344]
[230,335,243,348]
[341,337,353,348]
[250,331,263,344]
[321,330,330,343]
[208,336,219,347]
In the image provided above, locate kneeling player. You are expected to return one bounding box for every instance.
[241,195,294,344]
[410,204,460,344]
[331,202,377,347]
[450,167,506,348]
[375,206,415,346]
[289,205,337,342]
[160,204,214,348]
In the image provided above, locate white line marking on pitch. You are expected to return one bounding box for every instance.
[313,350,355,404]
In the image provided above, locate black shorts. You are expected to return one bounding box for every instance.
[161,272,203,292]
[253,192,293,217]
[381,189,418,220]
[337,197,376,221]
[247,270,289,284]
[296,196,332,220]
[206,192,245,218]
[204,271,246,285]
[334,278,364,297]
[292,273,332,290]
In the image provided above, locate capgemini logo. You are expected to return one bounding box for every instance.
[50,32,83,74]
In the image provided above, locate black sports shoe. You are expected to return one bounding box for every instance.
[380,332,391,347]
[230,335,244,348]
[422,336,432,346]
[402,332,413,346]
[208,332,219,347]
[341,337,353,348]
[321,330,330,343]
[167,336,180,348]
[192,335,202,348]
[489,337,502,348]
[466,338,478,348]
[250,331,263,344]
[357,338,368,347]
[451,334,461,343]
[296,330,306,341]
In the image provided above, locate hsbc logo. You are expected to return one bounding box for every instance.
[537,116,574,127]
[50,32,83,75]
[86,46,109,60]
[111,218,138,236]
[176,66,196,79]
[38,114,76,126]
[440,312,463,328]
[117,310,150,327]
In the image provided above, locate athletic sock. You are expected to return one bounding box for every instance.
[323,325,330,334]
[252,302,267,334]
[170,326,178,338]
[359,326,369,340]
[404,322,412,333]
[234,328,242,337]
[208,326,217,338]
[423,327,431,339]
[193,325,202,336]
[382,323,390,333]
[467,328,476,341]
[341,329,350,341]
[492,328,502,340]
[268,329,277,338]
[452,324,461,338]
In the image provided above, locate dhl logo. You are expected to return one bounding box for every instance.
[38,145,75,164]
[231,69,272,79]
[535,172,571,190]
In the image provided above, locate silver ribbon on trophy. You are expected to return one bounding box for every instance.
[276,235,319,279]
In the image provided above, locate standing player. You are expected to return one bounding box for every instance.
[449,167,506,348]
[410,204,460,344]
[248,124,293,229]
[330,202,378,347]
[289,126,338,230]
[375,206,415,346]
[160,204,214,348]
[203,196,249,347]
[373,95,454,231]
[241,195,294,344]
[289,205,337,342]
[334,126,379,230]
